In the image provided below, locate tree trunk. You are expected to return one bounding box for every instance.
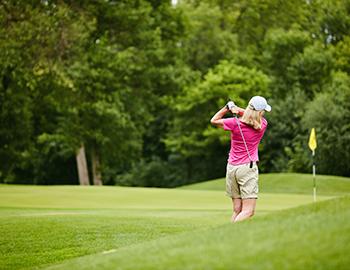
[76,144,90,185]
[91,148,103,186]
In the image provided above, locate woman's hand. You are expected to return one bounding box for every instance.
[230,107,239,114]
[210,102,245,128]
[226,101,235,110]
[227,101,244,116]
[231,107,245,116]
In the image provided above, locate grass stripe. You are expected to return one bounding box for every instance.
[46,196,350,270]
[180,173,350,195]
[0,173,348,270]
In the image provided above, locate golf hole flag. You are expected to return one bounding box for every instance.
[308,128,317,153]
[308,128,317,202]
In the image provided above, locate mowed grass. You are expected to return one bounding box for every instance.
[0,173,348,270]
[181,173,350,195]
[46,196,350,270]
[1,186,228,270]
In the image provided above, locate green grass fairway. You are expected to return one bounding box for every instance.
[181,173,350,195]
[46,196,350,270]
[0,173,349,270]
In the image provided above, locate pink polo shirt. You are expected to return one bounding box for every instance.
[223,117,268,165]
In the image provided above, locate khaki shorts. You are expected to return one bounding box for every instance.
[226,162,259,199]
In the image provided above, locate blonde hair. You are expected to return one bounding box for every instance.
[241,105,264,130]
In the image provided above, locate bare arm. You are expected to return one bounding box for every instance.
[210,105,245,128]
[210,106,228,128]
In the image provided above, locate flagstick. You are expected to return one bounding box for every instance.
[312,150,316,202]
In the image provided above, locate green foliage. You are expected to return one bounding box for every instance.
[287,43,334,97]
[178,2,237,73]
[0,1,93,183]
[301,72,350,176]
[116,156,185,187]
[233,0,310,47]
[164,61,270,179]
[166,61,270,156]
[332,36,350,73]
[313,0,350,44]
[1,0,350,185]
[262,28,311,79]
[261,89,309,172]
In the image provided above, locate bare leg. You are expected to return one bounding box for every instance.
[231,198,242,222]
[233,198,256,222]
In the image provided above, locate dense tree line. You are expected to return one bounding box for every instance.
[1,0,349,186]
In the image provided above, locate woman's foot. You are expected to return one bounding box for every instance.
[230,213,237,223]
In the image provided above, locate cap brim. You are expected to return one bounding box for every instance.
[265,104,272,112]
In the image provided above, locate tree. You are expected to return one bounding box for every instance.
[0,1,93,183]
[260,89,309,172]
[287,43,334,98]
[300,72,350,176]
[233,0,310,48]
[332,36,350,74]
[262,28,311,80]
[177,1,237,73]
[165,60,271,180]
[311,0,350,45]
[2,0,350,185]
[46,0,161,185]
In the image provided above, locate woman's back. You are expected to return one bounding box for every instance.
[223,117,268,165]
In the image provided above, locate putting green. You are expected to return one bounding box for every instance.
[0,184,331,211]
[180,173,350,195]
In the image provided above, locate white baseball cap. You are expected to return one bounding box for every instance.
[249,96,272,112]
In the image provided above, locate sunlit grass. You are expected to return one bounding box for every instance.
[180,173,350,195]
[0,173,348,270]
[46,196,350,270]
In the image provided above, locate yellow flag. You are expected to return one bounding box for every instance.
[308,128,317,151]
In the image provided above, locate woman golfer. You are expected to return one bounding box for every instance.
[210,96,271,222]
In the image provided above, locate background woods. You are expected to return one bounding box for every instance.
[1,0,350,186]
